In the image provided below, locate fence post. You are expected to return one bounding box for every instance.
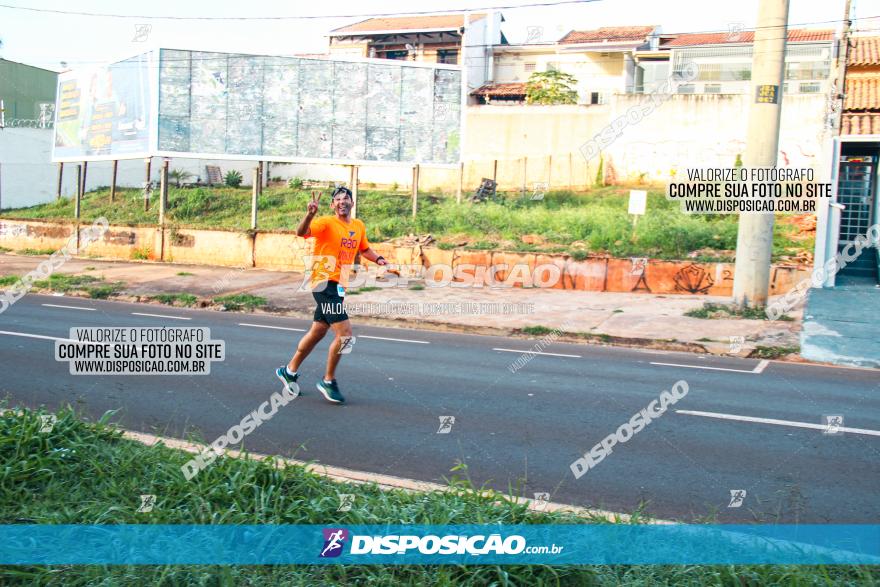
[251,167,259,230]
[412,164,420,218]
[144,158,152,211]
[110,160,118,202]
[56,162,64,200]
[457,161,463,203]
[159,160,169,226]
[81,161,88,197]
[75,164,82,219]
[492,159,498,186]
[349,165,359,219]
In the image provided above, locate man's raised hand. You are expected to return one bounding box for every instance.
[307,191,321,216]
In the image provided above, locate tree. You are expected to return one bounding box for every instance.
[525,70,579,105]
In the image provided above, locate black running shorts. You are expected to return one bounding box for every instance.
[312,280,349,324]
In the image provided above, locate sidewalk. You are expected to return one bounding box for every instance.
[0,253,802,358]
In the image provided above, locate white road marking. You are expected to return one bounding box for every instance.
[676,409,880,437]
[131,312,191,320]
[239,322,306,332]
[650,361,760,374]
[494,347,581,358]
[753,359,769,373]
[41,303,95,311]
[359,335,430,344]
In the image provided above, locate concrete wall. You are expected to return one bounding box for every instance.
[2,93,827,204]
[0,218,811,296]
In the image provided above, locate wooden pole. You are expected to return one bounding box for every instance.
[110,160,118,202]
[56,162,64,200]
[457,161,463,204]
[411,164,420,219]
[144,158,152,211]
[159,160,169,226]
[251,167,259,230]
[80,161,88,197]
[350,165,359,219]
[492,159,498,186]
[75,165,82,219]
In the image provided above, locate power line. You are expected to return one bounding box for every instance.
[0,0,599,21]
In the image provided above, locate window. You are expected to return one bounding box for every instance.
[382,50,409,61]
[590,92,601,104]
[524,62,536,72]
[677,84,695,94]
[437,49,458,64]
[799,82,821,93]
[546,62,558,72]
[704,84,722,93]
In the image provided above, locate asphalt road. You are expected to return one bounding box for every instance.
[2,294,878,523]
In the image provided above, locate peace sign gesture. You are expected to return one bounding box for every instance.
[307,191,321,216]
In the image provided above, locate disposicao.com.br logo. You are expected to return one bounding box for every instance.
[320,528,564,557]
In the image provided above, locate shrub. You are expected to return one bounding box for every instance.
[224,170,243,188]
[288,177,304,190]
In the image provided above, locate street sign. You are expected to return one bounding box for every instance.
[628,190,647,215]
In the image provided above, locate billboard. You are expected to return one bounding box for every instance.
[53,53,152,159]
[53,49,462,165]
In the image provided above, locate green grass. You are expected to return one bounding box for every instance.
[213,293,266,311]
[176,271,195,276]
[1,406,874,585]
[520,326,556,336]
[150,293,198,307]
[1,186,810,261]
[16,248,56,256]
[751,345,800,359]
[30,274,125,299]
[409,283,425,291]
[0,246,11,253]
[685,302,795,321]
[0,275,18,287]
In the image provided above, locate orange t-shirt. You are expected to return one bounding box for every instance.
[307,215,370,288]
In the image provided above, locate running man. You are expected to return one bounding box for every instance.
[276,187,387,404]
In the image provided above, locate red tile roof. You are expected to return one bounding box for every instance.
[845,77,880,111]
[558,26,656,45]
[665,28,833,47]
[849,36,880,66]
[841,113,880,135]
[331,13,486,35]
[471,82,527,97]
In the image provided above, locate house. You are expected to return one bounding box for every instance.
[327,12,506,97]
[663,29,835,95]
[814,35,880,286]
[475,25,659,104]
[0,58,57,126]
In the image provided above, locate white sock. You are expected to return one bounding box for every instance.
[285,367,297,377]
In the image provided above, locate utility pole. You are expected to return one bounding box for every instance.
[833,0,852,136]
[732,0,790,307]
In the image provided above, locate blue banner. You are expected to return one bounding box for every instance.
[2,524,879,565]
